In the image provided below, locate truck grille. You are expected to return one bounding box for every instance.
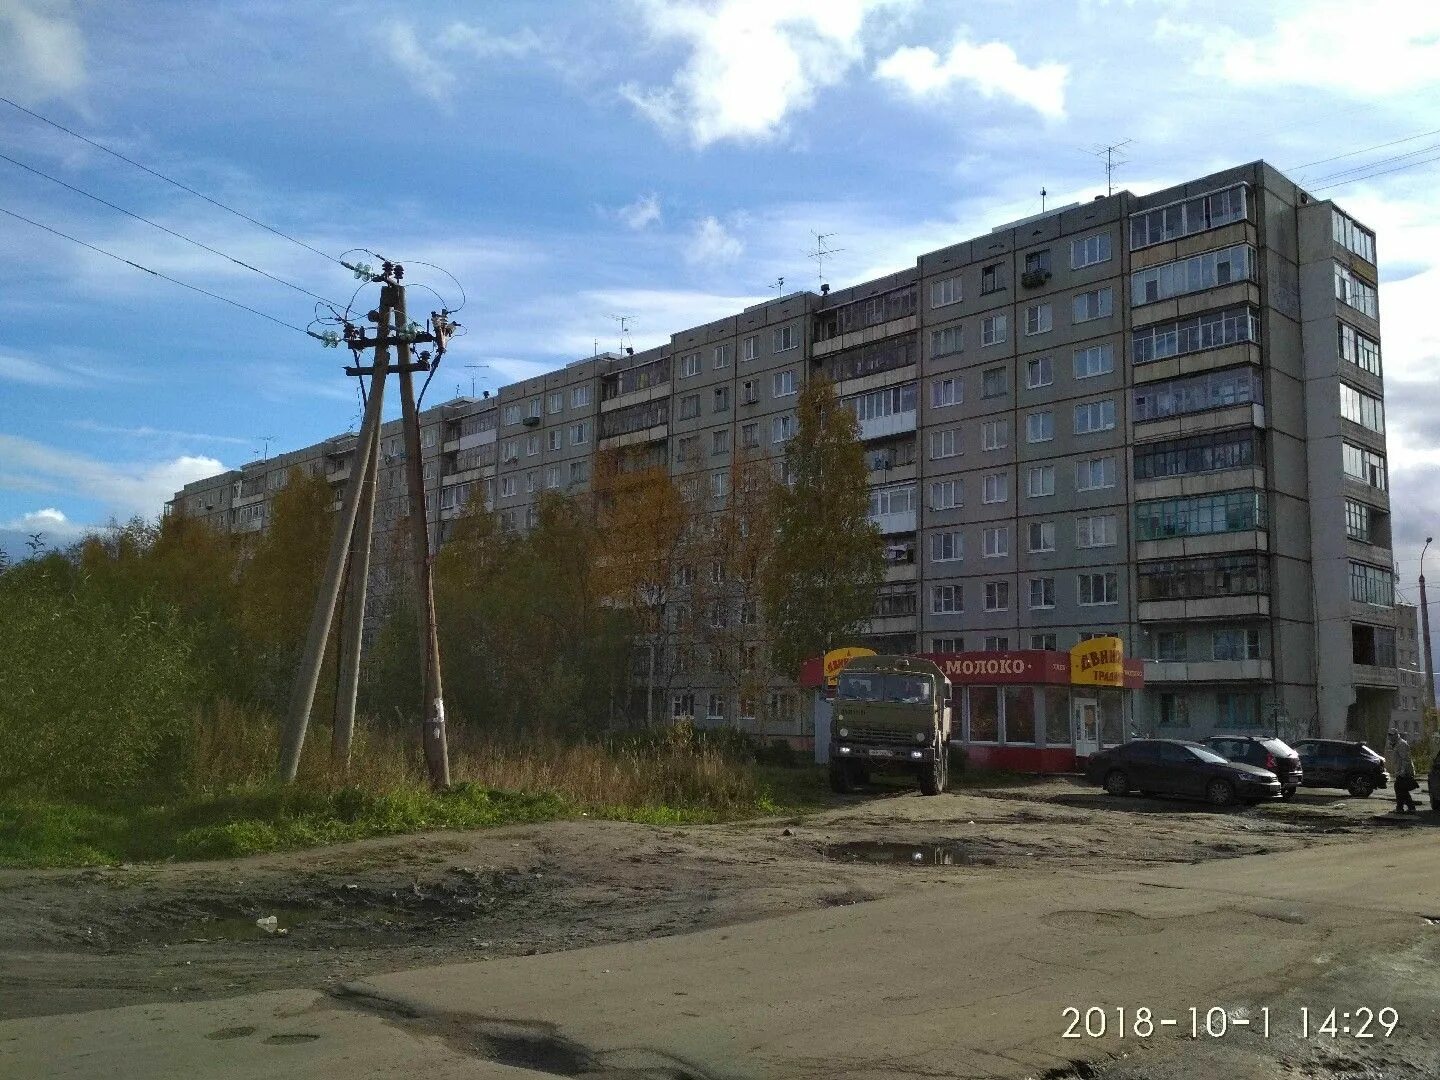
[842,726,916,745]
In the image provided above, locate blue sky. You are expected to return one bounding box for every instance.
[3,0,1440,592]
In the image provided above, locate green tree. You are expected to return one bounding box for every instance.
[761,376,884,676]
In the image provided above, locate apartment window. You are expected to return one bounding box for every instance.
[1025,249,1052,275]
[984,581,1010,611]
[678,394,700,420]
[1339,323,1382,377]
[1133,367,1263,421]
[545,465,561,490]
[742,335,759,361]
[1345,498,1372,543]
[1131,244,1255,306]
[980,263,1003,294]
[1157,693,1189,728]
[931,325,963,357]
[929,428,960,459]
[422,427,438,448]
[1129,183,1248,249]
[713,386,730,412]
[1025,303,1052,336]
[1213,628,1261,661]
[503,404,521,426]
[672,693,696,719]
[982,526,1010,558]
[931,276,962,308]
[1028,521,1056,552]
[525,470,537,494]
[679,352,701,378]
[741,423,760,449]
[933,636,964,652]
[981,367,1007,398]
[869,483,916,519]
[546,390,564,415]
[846,383,917,424]
[931,376,962,408]
[1027,464,1056,498]
[771,414,795,444]
[525,433,540,456]
[931,530,963,562]
[712,429,730,455]
[773,325,799,352]
[547,429,562,452]
[1073,343,1115,379]
[982,471,1009,504]
[1332,208,1376,264]
[1137,554,1268,601]
[773,369,798,397]
[1133,304,1259,365]
[1340,384,1385,433]
[1073,399,1116,435]
[1072,287,1113,323]
[1071,233,1113,268]
[1154,631,1186,662]
[1078,572,1119,606]
[571,385,591,408]
[676,435,698,463]
[741,379,759,404]
[1076,513,1118,548]
[1026,409,1054,443]
[1075,455,1116,491]
[984,635,1011,652]
[570,421,590,445]
[1216,692,1261,730]
[421,461,436,482]
[1134,490,1265,540]
[1025,356,1053,389]
[527,397,542,419]
[931,584,964,614]
[569,459,590,484]
[1342,442,1387,490]
[930,479,964,510]
[981,419,1008,451]
[713,343,732,369]
[1029,577,1055,609]
[705,693,727,721]
[1350,561,1394,607]
[500,475,516,498]
[981,314,1007,346]
[1031,633,1058,651]
[710,471,729,502]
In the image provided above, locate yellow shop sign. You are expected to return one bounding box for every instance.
[1070,636,1125,687]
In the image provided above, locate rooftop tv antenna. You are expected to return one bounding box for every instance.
[809,231,844,290]
[768,276,785,293]
[255,435,277,460]
[464,362,488,398]
[606,313,635,355]
[1085,140,1132,196]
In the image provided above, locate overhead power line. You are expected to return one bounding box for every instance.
[1307,140,1440,187]
[0,203,309,335]
[1312,150,1440,194]
[0,94,342,268]
[1288,126,1440,174]
[0,150,343,309]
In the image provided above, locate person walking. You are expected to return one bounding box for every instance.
[1388,731,1418,814]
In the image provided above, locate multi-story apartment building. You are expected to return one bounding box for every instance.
[173,160,1403,745]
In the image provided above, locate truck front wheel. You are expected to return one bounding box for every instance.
[919,743,948,796]
[829,759,859,794]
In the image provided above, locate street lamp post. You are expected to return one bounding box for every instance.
[1421,538,1436,715]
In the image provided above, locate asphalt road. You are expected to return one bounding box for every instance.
[6,823,1438,1080]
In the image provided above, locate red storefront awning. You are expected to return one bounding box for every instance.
[799,650,1144,690]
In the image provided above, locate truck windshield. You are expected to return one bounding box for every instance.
[836,673,933,704]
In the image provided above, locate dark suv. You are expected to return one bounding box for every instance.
[1291,739,1389,797]
[1203,736,1303,800]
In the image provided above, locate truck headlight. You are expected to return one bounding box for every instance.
[838,727,849,739]
[915,731,929,744]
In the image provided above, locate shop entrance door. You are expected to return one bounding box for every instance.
[1074,698,1100,758]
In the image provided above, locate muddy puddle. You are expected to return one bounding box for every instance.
[823,841,996,867]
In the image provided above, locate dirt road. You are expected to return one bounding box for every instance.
[3,777,1439,1078]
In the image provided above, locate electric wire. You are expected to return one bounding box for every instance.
[0,95,342,268]
[1288,127,1440,174]
[1306,140,1440,187]
[1312,150,1440,193]
[0,203,309,335]
[0,149,343,308]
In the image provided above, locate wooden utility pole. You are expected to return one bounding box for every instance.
[394,279,451,788]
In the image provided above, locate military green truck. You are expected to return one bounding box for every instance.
[829,655,953,795]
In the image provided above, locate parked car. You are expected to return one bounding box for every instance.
[1203,736,1303,800]
[1084,739,1282,807]
[1290,739,1389,797]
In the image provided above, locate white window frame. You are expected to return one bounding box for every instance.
[1073,343,1115,379]
[546,390,564,414]
[1027,464,1055,498]
[931,584,964,614]
[929,428,960,460]
[982,525,1009,558]
[1078,572,1120,606]
[679,352,701,378]
[1026,410,1054,443]
[1029,577,1055,610]
[713,343,732,369]
[931,276,961,308]
[773,325,799,352]
[930,530,963,562]
[1075,455,1117,491]
[1028,521,1056,553]
[1024,303,1053,336]
[1026,356,1053,389]
[981,471,1009,505]
[983,580,1010,612]
[742,335,759,362]
[570,421,589,445]
[1075,514,1118,549]
[930,479,964,510]
[1072,287,1114,323]
[981,419,1008,451]
[1073,399,1117,435]
[571,385,591,408]
[772,369,798,397]
[930,376,962,408]
[1070,233,1113,269]
[981,313,1008,346]
[931,325,963,356]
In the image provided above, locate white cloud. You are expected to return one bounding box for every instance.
[382,18,543,105]
[0,0,86,103]
[874,37,1068,119]
[0,506,85,542]
[0,434,225,520]
[0,350,78,387]
[1158,5,1440,96]
[616,192,663,230]
[686,216,744,265]
[621,0,905,147]
[70,420,251,446]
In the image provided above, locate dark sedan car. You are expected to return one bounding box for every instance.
[1203,736,1303,799]
[1290,739,1389,797]
[1084,739,1282,807]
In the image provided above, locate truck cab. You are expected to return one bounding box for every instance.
[829,655,953,795]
